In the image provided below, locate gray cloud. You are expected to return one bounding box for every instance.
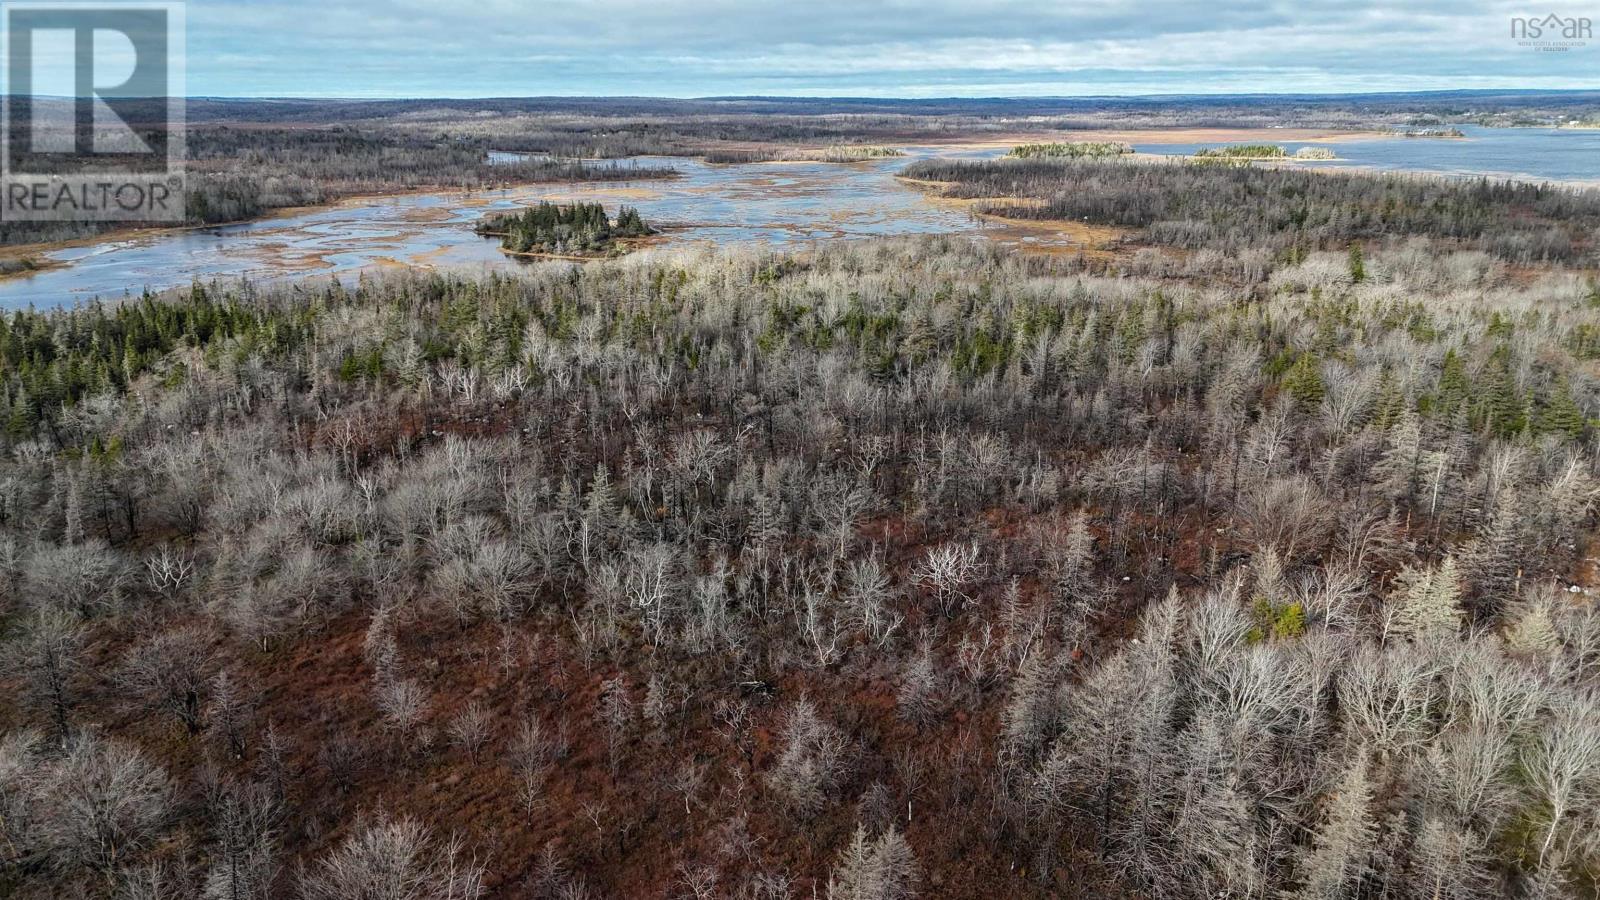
[184,0,1600,96]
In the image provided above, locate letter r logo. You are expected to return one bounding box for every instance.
[0,2,185,222]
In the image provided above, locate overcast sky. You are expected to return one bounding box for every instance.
[185,0,1600,97]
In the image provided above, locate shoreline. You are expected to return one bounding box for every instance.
[0,173,682,282]
[0,254,70,283]
[902,127,1392,152]
[5,129,1598,289]
[482,224,671,263]
[895,175,1128,258]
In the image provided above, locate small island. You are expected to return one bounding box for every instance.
[1190,144,1338,162]
[704,144,905,164]
[1193,143,1289,159]
[1007,141,1133,159]
[1389,127,1466,138]
[476,201,655,258]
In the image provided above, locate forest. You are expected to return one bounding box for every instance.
[8,90,1600,900]
[903,157,1600,269]
[3,175,1600,899]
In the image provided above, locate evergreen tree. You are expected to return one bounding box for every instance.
[1505,594,1561,659]
[1297,757,1377,899]
[1284,353,1326,406]
[1479,348,1527,438]
[478,201,649,255]
[1372,410,1423,508]
[828,824,919,900]
[1389,557,1464,640]
[1535,377,1585,439]
[1348,243,1366,283]
[1434,348,1470,420]
[1371,368,1406,431]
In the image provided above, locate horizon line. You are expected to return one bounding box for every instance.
[10,87,1600,104]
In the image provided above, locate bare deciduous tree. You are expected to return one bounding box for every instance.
[208,669,255,761]
[204,779,280,900]
[120,626,216,735]
[895,645,941,728]
[9,608,83,743]
[376,677,430,750]
[912,543,983,618]
[298,815,485,900]
[40,733,173,875]
[1521,704,1600,867]
[448,701,492,762]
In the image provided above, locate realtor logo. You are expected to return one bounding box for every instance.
[1,1,185,222]
[1511,13,1592,51]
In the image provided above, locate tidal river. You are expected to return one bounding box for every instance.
[0,149,1009,309]
[2,125,1598,310]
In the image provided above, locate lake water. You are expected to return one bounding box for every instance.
[1129,124,1600,183]
[3,125,1598,309]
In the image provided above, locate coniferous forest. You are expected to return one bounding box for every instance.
[903,157,1600,267]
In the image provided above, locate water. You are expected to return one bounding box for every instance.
[1130,124,1600,183]
[2,127,1597,309]
[0,150,1015,309]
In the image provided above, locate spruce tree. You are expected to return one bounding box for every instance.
[1535,377,1585,439]
[1297,757,1377,899]
[1480,349,1526,438]
[1284,353,1326,406]
[1371,368,1406,431]
[1390,557,1464,640]
[1434,348,1470,420]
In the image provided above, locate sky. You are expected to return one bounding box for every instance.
[179,0,1600,97]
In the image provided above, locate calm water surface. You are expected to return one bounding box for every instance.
[0,150,1009,309]
[1132,124,1600,183]
[3,126,1597,309]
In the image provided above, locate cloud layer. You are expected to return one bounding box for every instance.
[187,0,1600,97]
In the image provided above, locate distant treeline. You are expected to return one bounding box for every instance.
[183,128,675,223]
[174,91,1600,126]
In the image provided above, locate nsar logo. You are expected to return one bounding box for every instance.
[1511,13,1592,51]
